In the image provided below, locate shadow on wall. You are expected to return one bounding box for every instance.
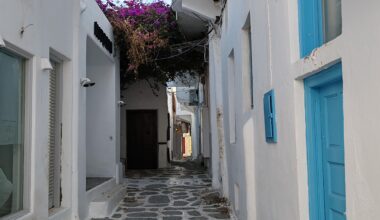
[86,37,117,179]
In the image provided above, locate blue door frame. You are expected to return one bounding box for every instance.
[304,62,346,220]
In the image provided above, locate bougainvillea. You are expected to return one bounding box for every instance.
[96,0,205,90]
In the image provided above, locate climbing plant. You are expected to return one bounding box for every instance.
[96,0,206,90]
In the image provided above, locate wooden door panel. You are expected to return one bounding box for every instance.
[127,110,158,169]
[304,63,345,220]
[320,81,346,220]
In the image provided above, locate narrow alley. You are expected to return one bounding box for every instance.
[101,162,231,220]
[2,0,380,220]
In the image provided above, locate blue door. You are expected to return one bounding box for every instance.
[305,63,346,220]
[320,81,346,220]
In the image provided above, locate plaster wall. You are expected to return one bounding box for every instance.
[78,1,119,219]
[86,38,117,178]
[0,0,119,219]
[120,80,169,169]
[215,1,257,219]
[206,0,380,220]
[166,90,174,160]
[200,107,211,159]
[175,99,200,160]
[181,0,220,21]
[190,108,200,160]
[0,1,78,219]
[208,34,230,199]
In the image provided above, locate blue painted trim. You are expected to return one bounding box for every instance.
[305,63,342,87]
[304,62,342,220]
[263,90,277,143]
[298,0,323,57]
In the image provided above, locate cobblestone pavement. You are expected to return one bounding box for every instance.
[103,162,231,220]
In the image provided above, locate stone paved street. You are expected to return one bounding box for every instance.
[102,161,231,220]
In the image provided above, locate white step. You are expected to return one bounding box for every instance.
[88,184,126,218]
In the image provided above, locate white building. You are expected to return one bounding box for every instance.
[177,0,380,219]
[0,0,122,219]
[3,0,380,219]
[166,71,212,164]
[120,80,170,170]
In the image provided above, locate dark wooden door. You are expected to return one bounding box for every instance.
[127,110,158,169]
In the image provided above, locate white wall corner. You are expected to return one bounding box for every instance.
[181,0,220,21]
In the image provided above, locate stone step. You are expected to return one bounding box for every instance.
[88,184,127,218]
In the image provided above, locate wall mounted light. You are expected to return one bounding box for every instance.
[80,78,96,87]
[41,58,53,71]
[0,34,5,48]
[117,101,126,107]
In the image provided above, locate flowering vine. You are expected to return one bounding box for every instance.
[96,0,205,90]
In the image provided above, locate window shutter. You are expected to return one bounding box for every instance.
[298,0,323,57]
[264,92,273,138]
[263,90,277,143]
[48,61,60,209]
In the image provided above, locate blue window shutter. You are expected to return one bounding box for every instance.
[264,92,273,138]
[298,0,323,57]
[264,90,277,143]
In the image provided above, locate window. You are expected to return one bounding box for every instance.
[0,49,25,217]
[298,0,342,57]
[228,50,236,144]
[263,90,277,143]
[242,14,254,110]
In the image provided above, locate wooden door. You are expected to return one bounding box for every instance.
[320,80,346,220]
[305,63,346,220]
[127,110,158,169]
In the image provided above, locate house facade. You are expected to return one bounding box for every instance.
[2,0,380,219]
[0,0,122,219]
[177,0,380,219]
[120,80,170,170]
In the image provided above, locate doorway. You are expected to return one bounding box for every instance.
[304,63,346,220]
[127,110,158,169]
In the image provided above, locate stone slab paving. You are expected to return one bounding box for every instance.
[96,161,232,220]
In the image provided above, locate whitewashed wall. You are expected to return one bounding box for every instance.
[206,0,380,219]
[166,89,174,160]
[86,38,117,178]
[0,0,119,219]
[0,1,78,219]
[120,80,169,168]
[78,1,119,219]
[175,94,200,160]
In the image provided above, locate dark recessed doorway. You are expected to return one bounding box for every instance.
[126,110,158,170]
